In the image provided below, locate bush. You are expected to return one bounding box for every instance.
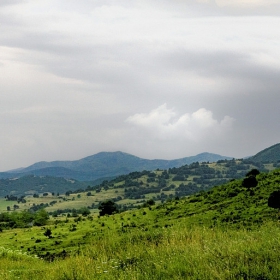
[268,190,280,209]
[246,169,260,177]
[242,175,258,190]
[98,200,118,216]
[44,228,52,238]
[34,209,49,226]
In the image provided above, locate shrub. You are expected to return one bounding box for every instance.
[242,175,258,190]
[44,228,52,239]
[246,169,260,177]
[98,200,118,216]
[268,190,280,209]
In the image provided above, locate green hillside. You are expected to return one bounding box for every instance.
[0,158,269,199]
[2,142,280,197]
[248,143,280,163]
[1,168,280,279]
[0,175,88,197]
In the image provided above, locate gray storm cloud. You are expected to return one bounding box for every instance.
[0,0,280,170]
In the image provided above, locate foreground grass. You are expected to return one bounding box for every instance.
[1,222,280,280]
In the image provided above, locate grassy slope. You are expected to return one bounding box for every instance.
[2,223,280,280]
[1,168,280,279]
[0,159,267,199]
[2,159,271,214]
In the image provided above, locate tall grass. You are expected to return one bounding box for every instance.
[1,222,280,279]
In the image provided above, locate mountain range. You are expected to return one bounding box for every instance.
[2,143,280,182]
[1,151,232,181]
[1,143,280,197]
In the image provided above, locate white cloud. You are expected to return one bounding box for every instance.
[126,104,234,141]
[215,0,279,8]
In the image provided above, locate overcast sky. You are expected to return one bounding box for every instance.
[1,0,280,171]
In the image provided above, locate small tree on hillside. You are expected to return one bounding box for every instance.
[242,175,258,190]
[34,209,49,226]
[79,207,91,217]
[268,190,280,210]
[246,169,260,177]
[98,200,118,216]
[44,228,52,238]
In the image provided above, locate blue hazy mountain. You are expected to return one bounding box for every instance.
[1,151,232,181]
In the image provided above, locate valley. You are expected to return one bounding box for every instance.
[1,143,280,279]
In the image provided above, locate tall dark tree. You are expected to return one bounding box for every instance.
[98,200,118,216]
[242,175,258,190]
[268,190,280,210]
[246,169,260,177]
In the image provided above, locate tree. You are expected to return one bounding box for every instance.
[72,209,78,217]
[242,175,258,190]
[44,228,52,238]
[246,169,260,177]
[98,200,118,216]
[34,209,49,226]
[79,207,90,216]
[65,191,72,196]
[268,190,280,210]
[143,199,155,207]
[13,204,19,210]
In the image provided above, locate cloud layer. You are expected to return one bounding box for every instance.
[0,0,280,169]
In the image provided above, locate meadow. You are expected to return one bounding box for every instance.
[1,167,280,279]
[1,222,280,279]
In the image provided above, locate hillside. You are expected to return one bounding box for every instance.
[1,168,280,279]
[247,143,280,163]
[2,142,280,198]
[0,158,268,198]
[0,175,88,197]
[1,151,232,181]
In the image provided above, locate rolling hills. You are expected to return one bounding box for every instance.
[1,167,280,279]
[1,143,280,279]
[1,142,280,198]
[0,158,267,199]
[1,151,232,181]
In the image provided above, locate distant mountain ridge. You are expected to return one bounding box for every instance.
[0,151,232,181]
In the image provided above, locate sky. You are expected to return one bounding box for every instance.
[1,0,280,171]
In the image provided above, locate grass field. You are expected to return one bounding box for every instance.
[1,221,280,279]
[1,167,280,279]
